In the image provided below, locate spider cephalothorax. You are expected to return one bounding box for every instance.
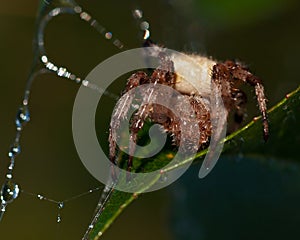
[109,41,269,175]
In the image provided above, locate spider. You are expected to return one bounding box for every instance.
[109,39,269,176]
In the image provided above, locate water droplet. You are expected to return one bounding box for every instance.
[103,186,111,193]
[0,203,6,221]
[6,174,12,179]
[8,162,14,171]
[80,12,91,22]
[74,6,82,14]
[70,74,76,81]
[82,80,89,87]
[37,194,44,200]
[0,181,20,204]
[75,77,81,83]
[58,202,64,209]
[57,215,61,223]
[143,30,150,40]
[105,32,112,39]
[113,39,124,49]
[133,9,143,19]
[57,67,67,77]
[0,203,6,212]
[88,224,94,229]
[15,106,30,130]
[50,8,61,17]
[8,142,21,158]
[140,21,149,30]
[41,55,48,63]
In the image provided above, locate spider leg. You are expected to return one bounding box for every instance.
[189,96,212,147]
[197,69,229,178]
[125,47,176,172]
[126,103,152,173]
[214,61,269,141]
[231,88,247,131]
[110,45,177,180]
[109,71,149,179]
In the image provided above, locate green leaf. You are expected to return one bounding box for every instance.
[88,85,300,239]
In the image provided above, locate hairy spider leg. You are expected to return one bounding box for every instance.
[108,48,177,180]
[213,61,269,141]
[126,52,176,177]
[109,72,149,180]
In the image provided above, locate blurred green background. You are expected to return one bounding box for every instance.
[0,0,299,239]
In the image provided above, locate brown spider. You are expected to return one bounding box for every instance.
[109,40,269,176]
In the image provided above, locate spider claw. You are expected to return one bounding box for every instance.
[263,119,269,142]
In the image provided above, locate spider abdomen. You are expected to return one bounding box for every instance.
[171,54,216,97]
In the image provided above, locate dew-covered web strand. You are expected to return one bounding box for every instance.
[0,1,153,238]
[21,186,101,224]
[37,4,124,100]
[82,8,154,239]
[132,9,151,41]
[0,0,125,227]
[82,184,116,239]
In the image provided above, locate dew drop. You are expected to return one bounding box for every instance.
[50,8,61,17]
[15,106,30,130]
[8,142,21,159]
[103,186,111,193]
[57,67,67,77]
[75,77,81,83]
[0,203,6,221]
[0,181,20,204]
[37,194,44,200]
[8,162,14,171]
[82,80,89,87]
[0,203,6,213]
[140,21,149,30]
[80,12,92,22]
[69,74,76,81]
[133,9,143,19]
[6,174,12,180]
[23,99,28,106]
[113,39,124,49]
[105,32,113,39]
[74,6,82,14]
[58,202,64,209]
[143,30,150,40]
[41,55,48,63]
[57,215,61,223]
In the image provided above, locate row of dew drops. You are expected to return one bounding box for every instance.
[0,0,150,233]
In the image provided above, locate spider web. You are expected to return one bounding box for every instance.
[0,0,136,239]
[0,1,199,239]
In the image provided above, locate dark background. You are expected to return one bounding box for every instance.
[0,0,299,239]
